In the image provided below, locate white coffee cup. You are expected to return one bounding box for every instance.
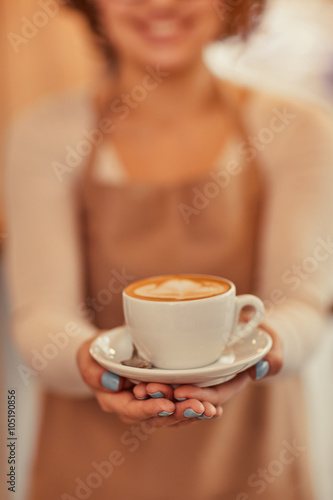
[123,274,265,370]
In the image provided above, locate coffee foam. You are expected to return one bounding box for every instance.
[125,276,230,301]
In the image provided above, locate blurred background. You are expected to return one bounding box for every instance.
[1,0,333,499]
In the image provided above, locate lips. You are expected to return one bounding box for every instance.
[134,16,191,43]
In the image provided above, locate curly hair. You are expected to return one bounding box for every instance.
[67,0,266,65]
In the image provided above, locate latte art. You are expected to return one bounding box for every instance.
[125,275,231,301]
[135,279,225,300]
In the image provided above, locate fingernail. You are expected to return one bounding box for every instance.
[102,372,120,391]
[158,411,174,416]
[136,396,149,400]
[197,414,213,420]
[148,391,164,399]
[175,397,187,402]
[255,360,270,380]
[183,409,202,418]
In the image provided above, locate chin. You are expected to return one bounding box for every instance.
[134,46,204,74]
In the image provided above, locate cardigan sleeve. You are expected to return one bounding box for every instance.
[5,92,98,396]
[247,93,333,372]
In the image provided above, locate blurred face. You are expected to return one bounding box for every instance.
[95,0,223,72]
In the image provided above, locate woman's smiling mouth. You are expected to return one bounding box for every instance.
[133,15,193,43]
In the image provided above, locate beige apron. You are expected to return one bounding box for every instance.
[28,87,314,500]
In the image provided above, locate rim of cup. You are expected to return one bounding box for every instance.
[123,273,236,303]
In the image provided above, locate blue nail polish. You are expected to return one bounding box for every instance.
[183,409,202,418]
[102,372,120,391]
[175,397,187,402]
[148,391,164,399]
[255,360,270,380]
[197,414,213,419]
[158,411,174,416]
[136,396,149,400]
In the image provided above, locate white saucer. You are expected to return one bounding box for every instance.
[90,326,272,387]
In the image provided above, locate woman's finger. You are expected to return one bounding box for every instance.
[174,372,250,406]
[196,401,217,419]
[133,382,174,401]
[122,394,176,421]
[158,402,223,427]
[248,324,284,380]
[101,371,133,392]
[132,383,150,400]
[213,405,223,419]
[95,390,176,422]
[174,385,220,406]
[77,338,133,393]
[173,399,206,420]
[145,382,174,400]
[77,339,115,392]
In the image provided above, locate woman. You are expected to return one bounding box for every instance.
[5,0,333,499]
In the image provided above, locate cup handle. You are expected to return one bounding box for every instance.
[230,295,265,342]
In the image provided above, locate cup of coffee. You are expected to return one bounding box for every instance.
[123,274,265,370]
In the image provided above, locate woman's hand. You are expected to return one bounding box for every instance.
[77,326,282,425]
[133,376,245,419]
[134,325,284,417]
[77,338,214,428]
[175,325,284,410]
[133,382,223,421]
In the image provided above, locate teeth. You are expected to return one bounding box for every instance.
[148,20,179,37]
